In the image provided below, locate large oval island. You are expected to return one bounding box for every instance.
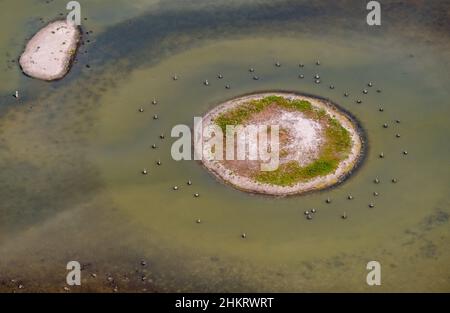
[198,92,365,196]
[19,20,81,81]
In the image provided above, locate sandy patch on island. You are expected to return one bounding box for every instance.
[19,20,80,81]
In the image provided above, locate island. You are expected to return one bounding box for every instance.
[19,20,81,81]
[199,92,364,196]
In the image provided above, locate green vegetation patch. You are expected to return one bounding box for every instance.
[214,95,354,186]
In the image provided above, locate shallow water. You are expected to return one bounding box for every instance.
[0,0,449,292]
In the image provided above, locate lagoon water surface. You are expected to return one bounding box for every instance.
[0,0,449,292]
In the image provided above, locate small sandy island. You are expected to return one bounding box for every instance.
[19,20,81,81]
[198,92,364,196]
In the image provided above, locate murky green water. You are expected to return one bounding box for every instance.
[0,0,449,292]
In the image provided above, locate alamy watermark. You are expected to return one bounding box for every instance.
[171,117,280,171]
[63,260,381,287]
[66,261,81,286]
[366,261,381,286]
